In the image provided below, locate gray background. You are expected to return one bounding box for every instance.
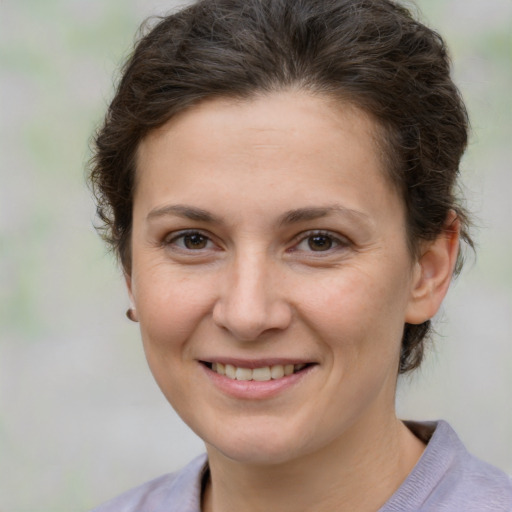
[1,0,511,510]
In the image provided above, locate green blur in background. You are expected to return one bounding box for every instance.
[1,1,511,510]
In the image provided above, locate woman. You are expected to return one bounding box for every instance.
[88,0,512,510]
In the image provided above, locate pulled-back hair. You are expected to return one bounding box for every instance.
[89,0,473,373]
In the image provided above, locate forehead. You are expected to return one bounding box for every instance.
[134,91,402,222]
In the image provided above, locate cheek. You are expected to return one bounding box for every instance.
[134,272,217,407]
[296,266,410,353]
[134,268,217,353]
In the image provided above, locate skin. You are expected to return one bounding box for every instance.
[127,91,459,512]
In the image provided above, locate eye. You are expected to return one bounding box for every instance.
[165,230,215,251]
[292,231,348,253]
[305,234,334,251]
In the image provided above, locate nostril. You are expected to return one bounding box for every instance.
[212,299,293,342]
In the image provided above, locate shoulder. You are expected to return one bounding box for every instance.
[89,454,208,512]
[430,421,512,511]
[382,421,512,512]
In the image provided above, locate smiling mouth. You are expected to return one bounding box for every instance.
[202,362,313,381]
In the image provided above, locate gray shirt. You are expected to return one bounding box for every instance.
[91,421,512,511]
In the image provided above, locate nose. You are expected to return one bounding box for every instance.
[212,252,292,341]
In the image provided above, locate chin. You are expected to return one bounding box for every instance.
[202,421,318,466]
[211,440,303,466]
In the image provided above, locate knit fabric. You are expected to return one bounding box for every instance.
[91,421,512,512]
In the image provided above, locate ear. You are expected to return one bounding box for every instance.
[124,270,134,299]
[124,271,139,321]
[405,211,460,324]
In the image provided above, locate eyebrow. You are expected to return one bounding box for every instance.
[147,204,223,223]
[278,205,371,226]
[147,203,371,227]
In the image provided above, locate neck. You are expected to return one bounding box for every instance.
[202,415,425,512]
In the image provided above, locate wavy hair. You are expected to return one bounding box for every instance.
[89,0,473,372]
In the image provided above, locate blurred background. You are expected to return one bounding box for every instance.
[1,0,511,510]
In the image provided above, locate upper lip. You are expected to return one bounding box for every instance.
[199,358,315,369]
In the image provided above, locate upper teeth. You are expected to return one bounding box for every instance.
[212,363,307,381]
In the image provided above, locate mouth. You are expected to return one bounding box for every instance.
[200,361,314,381]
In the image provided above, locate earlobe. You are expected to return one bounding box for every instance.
[405,212,460,324]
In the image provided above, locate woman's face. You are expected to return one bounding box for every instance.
[128,91,425,464]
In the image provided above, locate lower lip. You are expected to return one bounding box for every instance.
[200,364,315,400]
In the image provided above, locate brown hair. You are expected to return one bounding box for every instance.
[89,0,473,373]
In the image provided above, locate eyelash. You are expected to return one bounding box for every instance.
[289,230,350,254]
[163,229,350,254]
[164,230,217,252]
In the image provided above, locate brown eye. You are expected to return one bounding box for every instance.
[307,235,333,251]
[183,233,209,249]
